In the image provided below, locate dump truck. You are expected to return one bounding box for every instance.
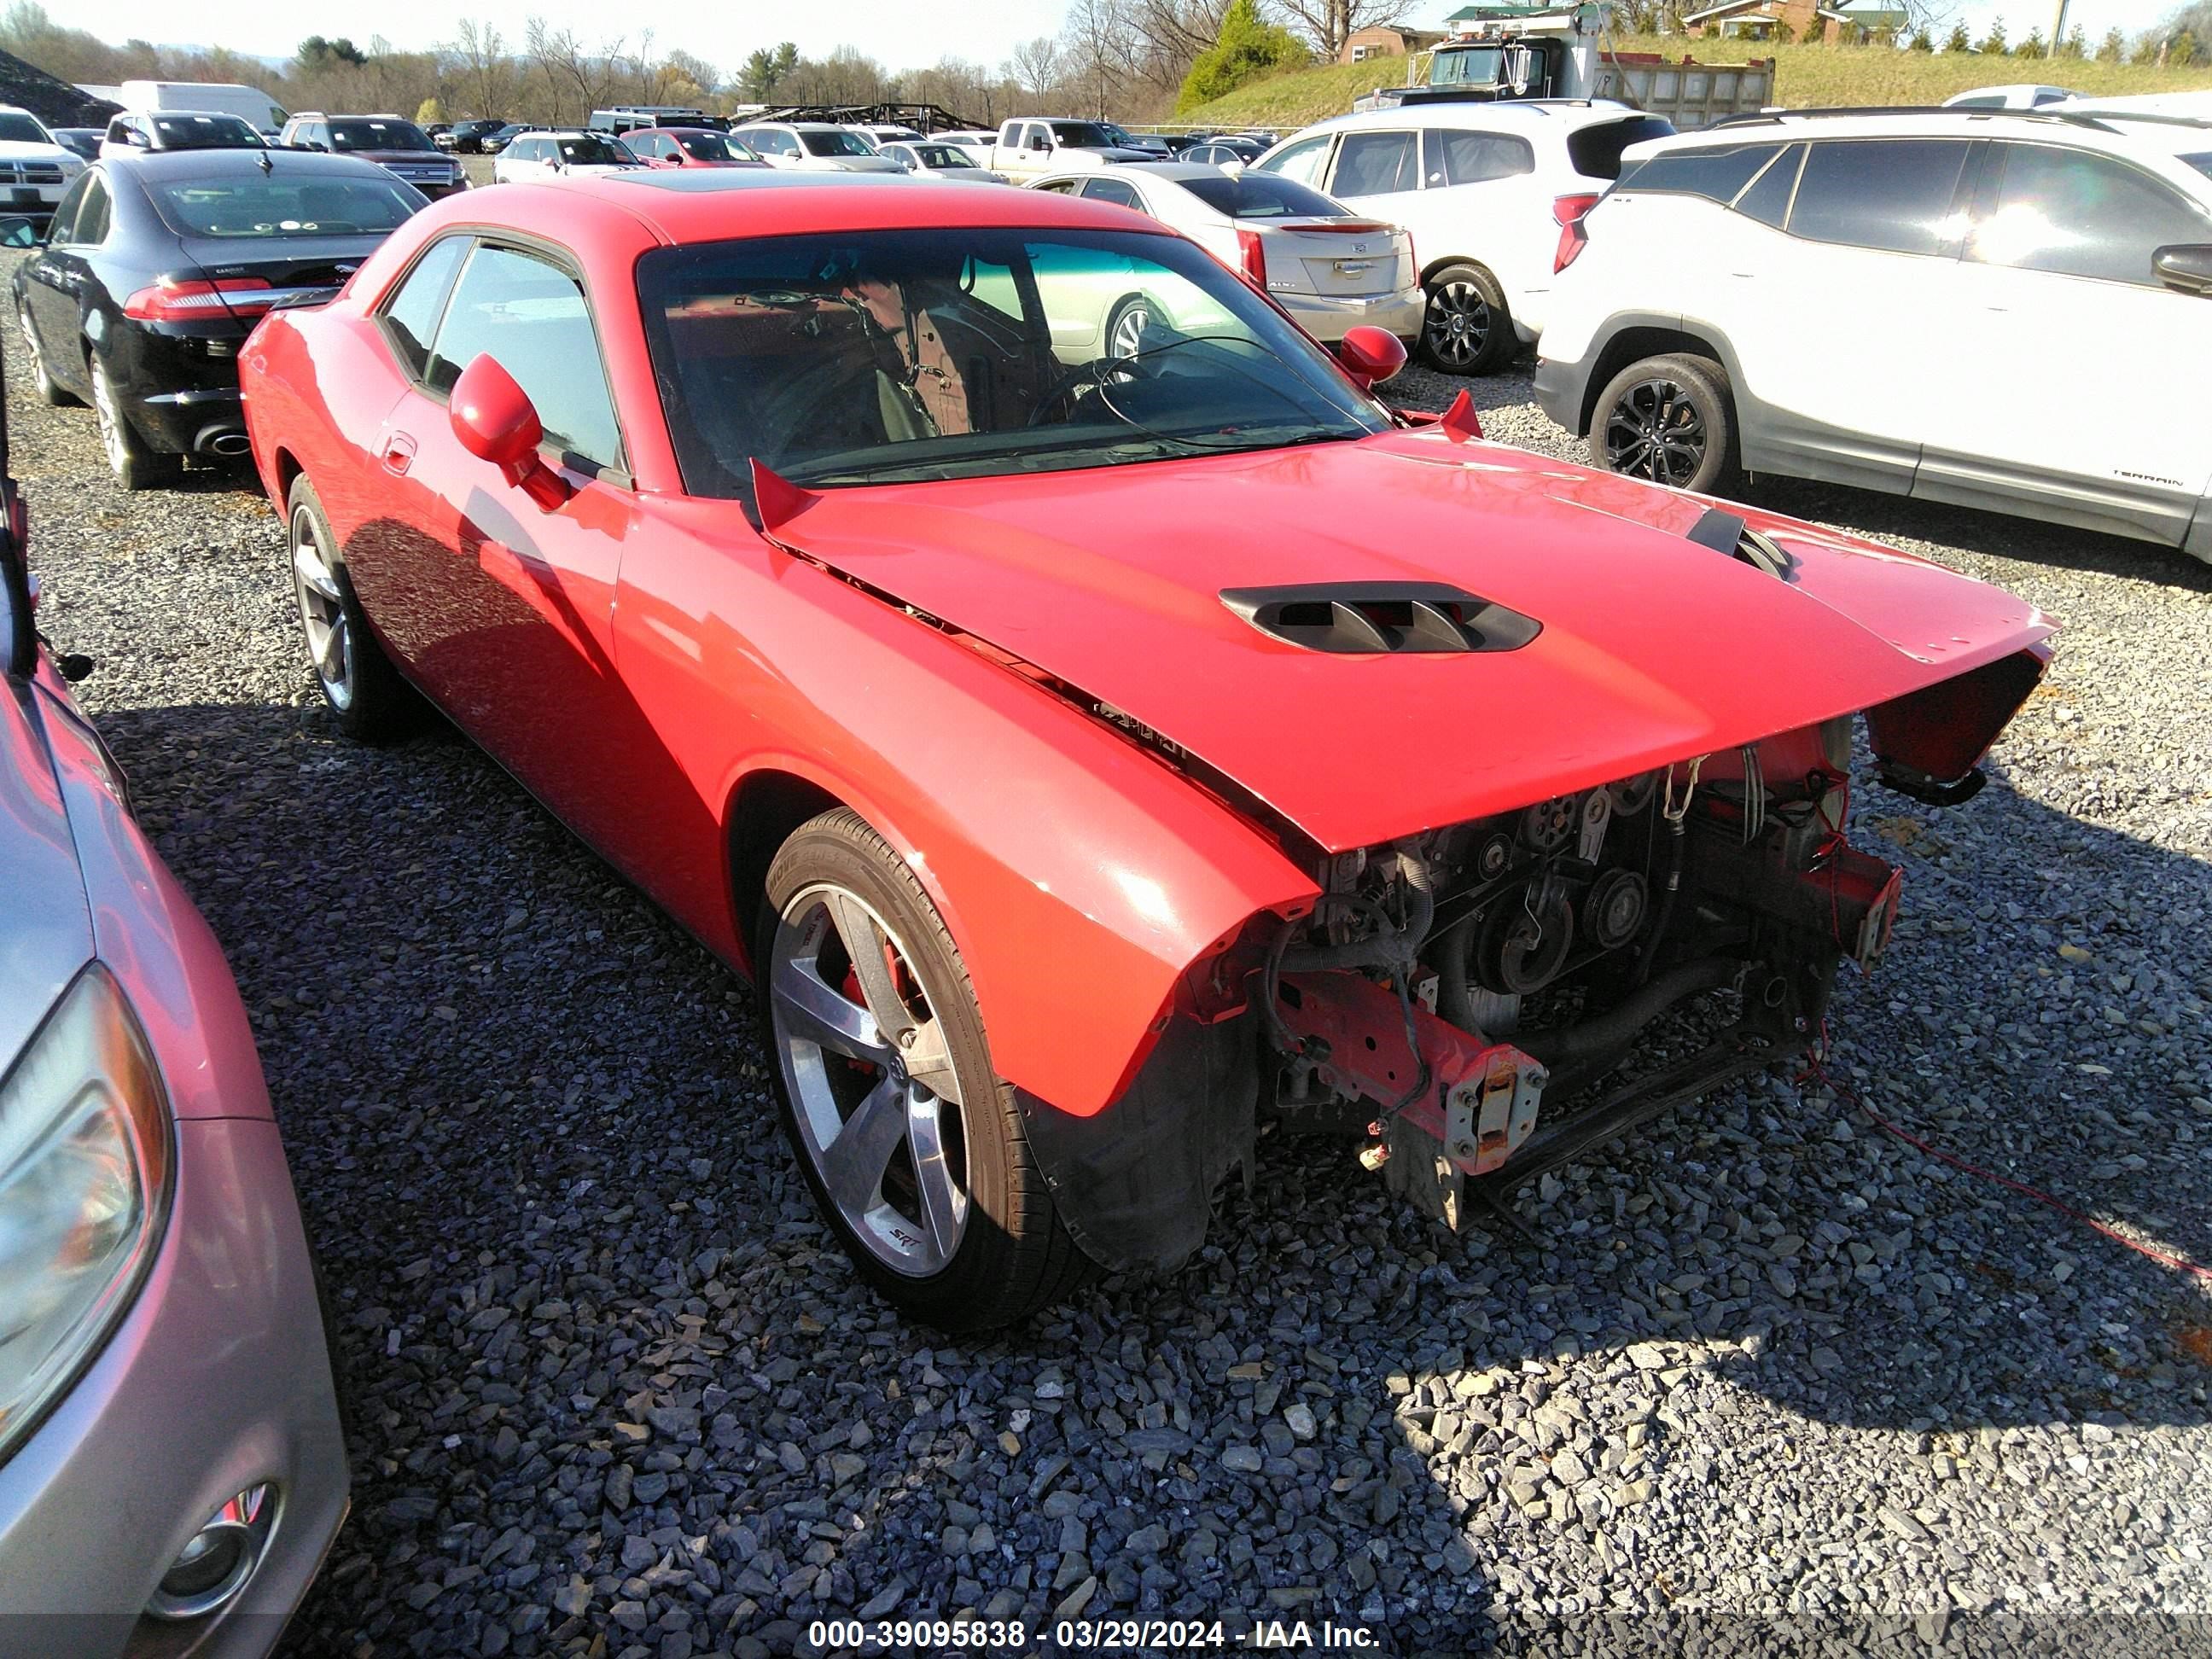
[1354,1,1774,131]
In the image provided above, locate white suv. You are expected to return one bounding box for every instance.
[1534,110,2212,562]
[1251,102,1673,374]
[492,130,643,183]
[731,123,905,174]
[0,105,87,229]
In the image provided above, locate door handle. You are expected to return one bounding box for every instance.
[381,432,416,475]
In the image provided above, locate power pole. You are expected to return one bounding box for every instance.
[2049,0,2069,55]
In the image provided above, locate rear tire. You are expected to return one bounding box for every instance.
[18,303,73,406]
[757,808,1094,1330]
[287,474,427,743]
[1587,352,1738,496]
[91,356,178,491]
[1417,262,1513,375]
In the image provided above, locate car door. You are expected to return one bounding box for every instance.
[22,171,106,398]
[357,236,642,841]
[1913,137,2212,545]
[1747,136,1980,494]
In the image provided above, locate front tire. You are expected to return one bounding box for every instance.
[758,809,1092,1330]
[1417,262,1513,375]
[91,356,178,490]
[287,474,425,742]
[1587,352,1738,495]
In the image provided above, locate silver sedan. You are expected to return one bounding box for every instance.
[0,429,346,1655]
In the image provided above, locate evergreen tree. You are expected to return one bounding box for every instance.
[1944,20,1971,49]
[1177,0,1307,114]
[2176,28,2199,61]
[2017,26,2046,55]
[1978,17,2008,53]
[2096,26,2125,59]
[1910,26,1934,49]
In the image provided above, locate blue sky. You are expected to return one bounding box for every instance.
[76,0,2187,78]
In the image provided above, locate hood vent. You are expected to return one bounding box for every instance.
[1221,582,1540,655]
[1685,507,1797,581]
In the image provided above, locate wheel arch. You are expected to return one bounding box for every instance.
[723,765,848,975]
[1418,253,1499,291]
[1577,318,1738,436]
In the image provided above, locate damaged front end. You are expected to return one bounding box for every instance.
[1251,645,2042,1235]
[1021,643,2047,1270]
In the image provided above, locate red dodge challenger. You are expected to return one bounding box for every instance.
[241,172,2053,1329]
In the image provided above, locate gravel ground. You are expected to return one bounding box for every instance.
[10,253,2212,1658]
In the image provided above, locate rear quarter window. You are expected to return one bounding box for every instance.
[1568,117,1677,181]
[1616,141,1784,202]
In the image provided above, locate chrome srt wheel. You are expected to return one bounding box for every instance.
[770,882,969,1276]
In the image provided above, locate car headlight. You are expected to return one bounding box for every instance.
[0,965,172,1463]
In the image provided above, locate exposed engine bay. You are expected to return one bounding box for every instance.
[1260,716,1905,1231]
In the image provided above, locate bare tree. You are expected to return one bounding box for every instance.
[446,19,515,119]
[1005,35,1063,98]
[1267,0,1406,60]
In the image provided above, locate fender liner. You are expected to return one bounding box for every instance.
[1014,1010,1260,1275]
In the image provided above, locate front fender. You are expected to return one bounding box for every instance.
[615,504,1320,1120]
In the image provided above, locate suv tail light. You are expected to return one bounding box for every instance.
[122,276,276,323]
[1552,193,1601,274]
[1236,226,1267,289]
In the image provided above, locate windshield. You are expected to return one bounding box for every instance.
[1182,173,1348,218]
[1051,121,1118,148]
[329,119,435,152]
[150,175,422,237]
[1430,46,1506,86]
[911,144,975,168]
[557,135,636,165]
[677,131,745,160]
[2183,151,2212,179]
[802,130,878,156]
[151,114,265,149]
[637,227,1387,498]
[0,114,49,144]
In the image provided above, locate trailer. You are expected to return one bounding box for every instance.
[1353,1,1774,131]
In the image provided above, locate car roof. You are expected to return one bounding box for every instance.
[1052,160,1231,183]
[103,146,396,180]
[1678,106,2212,153]
[496,171,1172,244]
[1288,99,1649,138]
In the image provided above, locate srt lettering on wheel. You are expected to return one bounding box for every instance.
[239,166,2055,1329]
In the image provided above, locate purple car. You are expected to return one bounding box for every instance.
[0,376,346,1651]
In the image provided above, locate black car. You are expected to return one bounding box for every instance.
[52,128,102,162]
[481,122,534,153]
[13,148,426,489]
[438,118,506,153]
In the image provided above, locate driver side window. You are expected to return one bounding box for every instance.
[424,244,624,471]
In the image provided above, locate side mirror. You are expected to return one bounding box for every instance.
[1336,325,1407,390]
[450,354,568,510]
[0,216,41,248]
[2153,243,2212,297]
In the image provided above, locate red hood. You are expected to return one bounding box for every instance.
[770,428,2053,852]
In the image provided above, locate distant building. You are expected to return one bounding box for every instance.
[1681,0,1907,41]
[1341,24,1449,64]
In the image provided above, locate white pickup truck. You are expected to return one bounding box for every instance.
[985,118,1151,183]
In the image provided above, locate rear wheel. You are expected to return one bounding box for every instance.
[1104,292,1150,362]
[18,303,73,406]
[91,356,178,491]
[1417,262,1513,375]
[758,809,1092,1330]
[1588,352,1738,495]
[287,474,426,742]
